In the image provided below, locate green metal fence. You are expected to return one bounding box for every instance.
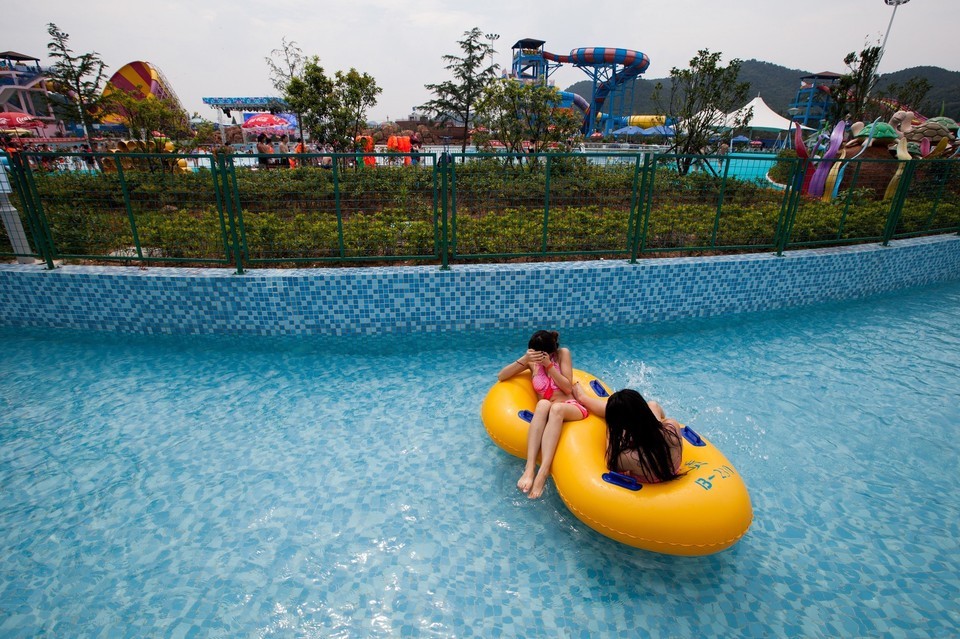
[1,148,958,273]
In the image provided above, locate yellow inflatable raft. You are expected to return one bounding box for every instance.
[481,369,753,556]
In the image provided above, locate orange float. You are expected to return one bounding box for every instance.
[356,135,376,166]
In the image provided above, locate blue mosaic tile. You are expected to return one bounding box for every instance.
[0,236,958,336]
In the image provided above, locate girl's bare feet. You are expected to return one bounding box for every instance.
[517,467,536,493]
[528,470,549,499]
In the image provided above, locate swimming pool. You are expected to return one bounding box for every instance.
[1,280,958,637]
[695,151,782,186]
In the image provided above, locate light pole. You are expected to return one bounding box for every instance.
[485,32,500,71]
[879,0,911,71]
[865,0,910,109]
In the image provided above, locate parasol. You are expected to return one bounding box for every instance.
[0,112,44,129]
[241,113,292,130]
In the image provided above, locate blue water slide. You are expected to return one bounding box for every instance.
[543,47,650,132]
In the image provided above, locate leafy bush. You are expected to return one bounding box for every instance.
[136,206,226,259]
[13,153,959,266]
[770,150,799,184]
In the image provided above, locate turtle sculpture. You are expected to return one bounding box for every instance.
[888,111,958,157]
[837,121,901,197]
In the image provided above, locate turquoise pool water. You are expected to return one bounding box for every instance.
[1,280,958,638]
[699,151,781,186]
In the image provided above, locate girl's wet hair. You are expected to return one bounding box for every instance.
[528,330,559,353]
[605,389,682,483]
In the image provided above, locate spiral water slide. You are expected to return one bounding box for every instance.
[542,47,650,132]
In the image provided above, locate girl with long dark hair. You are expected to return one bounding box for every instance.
[573,386,684,483]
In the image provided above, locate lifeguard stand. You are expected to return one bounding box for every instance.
[789,72,841,130]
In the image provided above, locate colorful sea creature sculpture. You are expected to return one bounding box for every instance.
[925,116,959,134]
[904,120,955,147]
[836,121,901,198]
[883,137,913,201]
[807,121,847,198]
[852,121,899,144]
[888,112,957,158]
[822,147,846,202]
[888,110,919,135]
[830,117,882,200]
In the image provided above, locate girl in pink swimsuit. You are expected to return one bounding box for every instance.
[497,330,588,499]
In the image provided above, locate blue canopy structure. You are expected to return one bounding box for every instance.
[611,125,644,136]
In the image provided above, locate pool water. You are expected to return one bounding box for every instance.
[698,151,781,186]
[1,280,958,638]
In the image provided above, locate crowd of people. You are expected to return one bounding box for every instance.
[2,132,428,173]
[1,137,98,171]
[498,329,685,500]
[240,132,425,169]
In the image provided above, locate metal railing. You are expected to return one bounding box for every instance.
[1,148,957,273]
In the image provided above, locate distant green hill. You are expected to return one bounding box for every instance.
[565,60,960,120]
[874,66,960,118]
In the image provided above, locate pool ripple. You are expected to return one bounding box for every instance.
[1,282,959,637]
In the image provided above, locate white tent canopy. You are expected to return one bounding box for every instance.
[674,108,726,134]
[695,108,728,128]
[724,96,811,132]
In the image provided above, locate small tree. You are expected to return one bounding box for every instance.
[329,69,382,152]
[474,81,582,158]
[106,90,189,144]
[419,28,500,155]
[830,44,883,123]
[652,49,751,175]
[45,23,112,150]
[191,122,218,148]
[878,76,933,117]
[266,38,306,141]
[284,56,334,147]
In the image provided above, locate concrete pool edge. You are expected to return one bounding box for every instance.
[1,235,959,336]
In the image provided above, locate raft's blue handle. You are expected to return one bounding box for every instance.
[602,472,643,491]
[590,380,609,398]
[518,409,534,423]
[681,426,706,447]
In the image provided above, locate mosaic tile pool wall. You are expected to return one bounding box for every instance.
[1,235,959,336]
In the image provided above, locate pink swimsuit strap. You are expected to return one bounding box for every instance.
[564,398,589,419]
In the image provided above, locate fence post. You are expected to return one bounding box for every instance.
[711,155,733,249]
[881,159,916,245]
[541,154,551,256]
[1,153,44,265]
[332,156,345,259]
[627,154,648,263]
[635,158,658,259]
[112,156,144,261]
[208,153,233,262]
[449,153,459,265]
[438,152,451,270]
[775,157,807,256]
[215,154,245,274]
[7,151,57,269]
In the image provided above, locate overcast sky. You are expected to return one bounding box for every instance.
[8,0,958,123]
